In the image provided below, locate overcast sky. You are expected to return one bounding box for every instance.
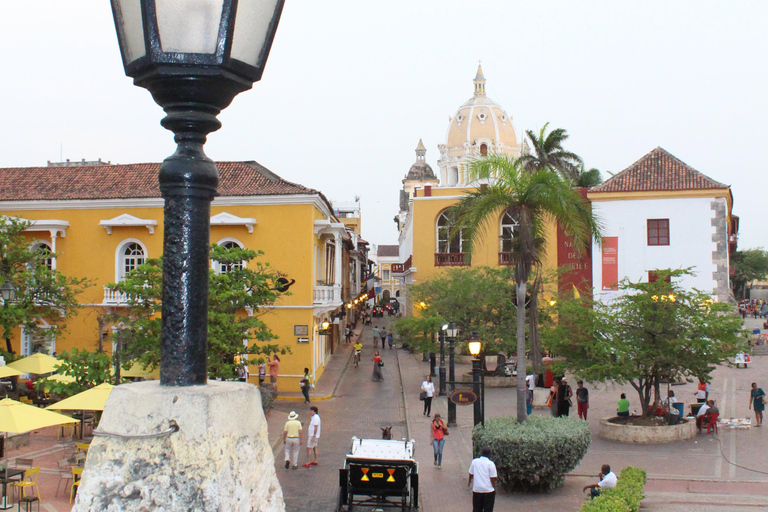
[2,1,766,250]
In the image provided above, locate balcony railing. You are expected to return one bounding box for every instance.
[391,264,404,273]
[434,253,468,267]
[498,252,514,266]
[103,286,129,305]
[313,285,341,305]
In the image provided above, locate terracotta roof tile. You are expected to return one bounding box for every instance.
[591,147,728,193]
[0,161,319,201]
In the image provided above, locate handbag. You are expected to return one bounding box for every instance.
[419,391,427,401]
[378,361,384,367]
[442,425,449,436]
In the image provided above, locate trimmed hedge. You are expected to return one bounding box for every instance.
[471,415,591,492]
[579,466,647,512]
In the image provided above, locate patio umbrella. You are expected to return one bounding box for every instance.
[0,367,22,379]
[47,383,114,440]
[8,353,61,375]
[44,374,76,384]
[121,363,159,379]
[46,383,113,412]
[0,398,75,485]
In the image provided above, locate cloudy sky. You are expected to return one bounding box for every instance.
[2,1,766,249]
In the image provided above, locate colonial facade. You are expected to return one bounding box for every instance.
[0,160,369,391]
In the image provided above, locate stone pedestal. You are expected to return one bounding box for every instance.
[72,381,284,512]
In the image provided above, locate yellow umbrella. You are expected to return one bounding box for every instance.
[8,353,61,375]
[43,374,76,384]
[121,363,159,379]
[46,383,114,412]
[0,367,22,379]
[0,398,76,475]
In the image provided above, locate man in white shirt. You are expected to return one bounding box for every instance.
[583,464,617,498]
[696,401,711,430]
[302,406,321,468]
[525,373,536,415]
[468,446,497,512]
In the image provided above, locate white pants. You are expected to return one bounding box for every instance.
[285,438,300,467]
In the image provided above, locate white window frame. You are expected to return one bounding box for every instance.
[20,323,56,357]
[213,238,245,274]
[115,239,148,282]
[30,240,54,270]
[500,210,519,253]
[436,211,465,254]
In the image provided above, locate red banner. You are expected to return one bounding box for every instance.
[601,237,618,291]
[556,191,593,297]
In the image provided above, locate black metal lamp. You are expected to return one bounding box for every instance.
[445,321,459,427]
[468,332,484,427]
[110,0,284,386]
[0,280,16,303]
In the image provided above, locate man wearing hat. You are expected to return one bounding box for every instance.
[283,411,302,470]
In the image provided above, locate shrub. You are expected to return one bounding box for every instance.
[471,415,591,492]
[579,466,646,512]
[259,384,277,413]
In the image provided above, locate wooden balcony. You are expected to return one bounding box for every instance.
[434,253,468,267]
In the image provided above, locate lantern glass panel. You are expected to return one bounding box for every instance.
[230,0,280,66]
[113,0,147,64]
[155,0,224,54]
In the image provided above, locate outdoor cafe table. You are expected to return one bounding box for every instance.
[0,468,25,510]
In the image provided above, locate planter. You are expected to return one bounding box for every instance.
[599,416,696,444]
[460,372,516,387]
[457,355,498,365]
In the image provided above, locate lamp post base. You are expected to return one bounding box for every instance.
[71,381,285,512]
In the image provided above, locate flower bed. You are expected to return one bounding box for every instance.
[599,416,696,444]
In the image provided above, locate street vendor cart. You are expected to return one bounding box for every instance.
[337,437,419,511]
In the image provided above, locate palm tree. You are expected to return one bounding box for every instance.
[520,123,583,181]
[575,164,603,188]
[448,155,601,422]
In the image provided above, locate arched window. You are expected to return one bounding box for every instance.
[116,241,147,282]
[215,240,244,274]
[500,211,519,253]
[480,143,488,156]
[31,242,53,270]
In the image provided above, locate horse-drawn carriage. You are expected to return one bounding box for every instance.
[337,437,419,511]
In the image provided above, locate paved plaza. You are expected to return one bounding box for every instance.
[269,316,768,512]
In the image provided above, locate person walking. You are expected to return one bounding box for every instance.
[694,379,709,403]
[302,406,321,467]
[387,332,394,349]
[380,326,387,348]
[300,368,312,404]
[547,382,559,417]
[282,411,302,470]
[468,446,497,512]
[576,380,589,420]
[345,325,352,344]
[372,326,380,348]
[749,382,765,427]
[421,375,435,416]
[372,351,383,381]
[431,413,448,469]
[525,372,536,415]
[556,378,573,417]
[258,362,266,387]
[268,354,280,392]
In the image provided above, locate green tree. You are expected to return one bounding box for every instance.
[731,248,768,299]
[107,244,289,380]
[574,164,603,188]
[0,217,90,353]
[448,156,601,421]
[520,123,583,181]
[37,348,112,397]
[393,267,517,359]
[543,269,743,418]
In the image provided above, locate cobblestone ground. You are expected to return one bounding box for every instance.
[269,317,407,512]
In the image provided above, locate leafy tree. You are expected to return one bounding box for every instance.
[393,267,517,359]
[731,248,768,299]
[448,156,601,422]
[37,348,112,398]
[574,164,603,188]
[0,217,90,353]
[520,123,583,181]
[107,244,289,380]
[543,269,743,418]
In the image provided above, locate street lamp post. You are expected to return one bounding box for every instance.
[468,333,484,427]
[109,0,284,386]
[438,328,446,396]
[445,321,458,427]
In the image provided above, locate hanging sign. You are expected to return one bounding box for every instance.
[449,389,477,406]
[602,237,619,291]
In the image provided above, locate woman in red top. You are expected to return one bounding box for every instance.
[431,413,447,469]
[372,351,383,382]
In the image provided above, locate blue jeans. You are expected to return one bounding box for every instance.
[432,438,445,466]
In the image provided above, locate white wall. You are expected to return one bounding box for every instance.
[592,196,719,301]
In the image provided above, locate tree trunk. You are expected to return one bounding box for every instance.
[97,316,105,354]
[516,281,527,422]
[529,271,542,375]
[4,337,12,354]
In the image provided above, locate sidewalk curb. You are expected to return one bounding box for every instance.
[396,347,411,441]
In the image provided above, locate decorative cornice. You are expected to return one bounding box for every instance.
[210,212,257,233]
[99,213,158,234]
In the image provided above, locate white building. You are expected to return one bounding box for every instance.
[589,147,737,302]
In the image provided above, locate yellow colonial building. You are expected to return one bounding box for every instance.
[0,160,369,391]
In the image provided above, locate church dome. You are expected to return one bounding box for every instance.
[444,65,518,151]
[405,139,436,181]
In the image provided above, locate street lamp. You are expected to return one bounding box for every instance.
[444,321,458,427]
[110,0,284,386]
[438,326,446,396]
[468,332,484,427]
[0,280,16,303]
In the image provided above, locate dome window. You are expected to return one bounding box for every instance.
[499,114,507,123]
[456,114,464,127]
[477,112,487,125]
[480,143,488,156]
